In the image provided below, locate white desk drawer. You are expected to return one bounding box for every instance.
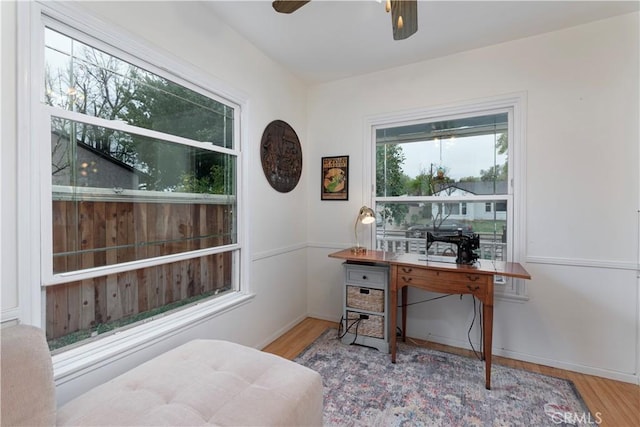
[345,264,387,288]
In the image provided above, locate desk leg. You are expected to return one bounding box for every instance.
[401,286,408,342]
[483,300,493,390]
[390,266,397,363]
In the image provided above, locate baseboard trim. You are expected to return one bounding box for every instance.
[421,333,639,385]
[492,347,639,385]
[255,313,309,350]
[306,312,341,324]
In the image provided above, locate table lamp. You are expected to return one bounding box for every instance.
[352,205,376,254]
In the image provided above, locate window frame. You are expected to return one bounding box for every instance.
[43,105,240,286]
[18,1,252,379]
[364,94,528,300]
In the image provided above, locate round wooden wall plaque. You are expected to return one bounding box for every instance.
[260,120,303,193]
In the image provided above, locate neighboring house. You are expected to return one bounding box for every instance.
[432,181,508,222]
[405,180,508,224]
[51,131,145,192]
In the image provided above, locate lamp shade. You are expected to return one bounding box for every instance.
[352,205,376,254]
[358,206,376,225]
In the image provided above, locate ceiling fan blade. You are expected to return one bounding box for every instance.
[391,0,418,40]
[272,1,310,14]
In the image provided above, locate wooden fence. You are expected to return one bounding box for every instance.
[47,200,233,341]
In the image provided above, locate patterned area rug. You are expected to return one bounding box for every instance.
[294,329,593,426]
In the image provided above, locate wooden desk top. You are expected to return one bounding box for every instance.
[328,249,531,280]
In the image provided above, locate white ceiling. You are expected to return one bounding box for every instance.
[205,0,639,84]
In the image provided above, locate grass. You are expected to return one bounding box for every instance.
[471,220,506,234]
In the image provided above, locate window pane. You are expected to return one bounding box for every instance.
[375,201,508,261]
[43,20,242,350]
[45,28,234,149]
[373,104,524,299]
[46,251,235,350]
[51,118,237,274]
[52,199,235,274]
[376,113,508,196]
[51,118,236,195]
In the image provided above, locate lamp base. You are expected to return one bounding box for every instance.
[350,246,368,254]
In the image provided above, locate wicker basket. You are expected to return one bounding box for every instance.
[346,311,384,338]
[346,286,384,312]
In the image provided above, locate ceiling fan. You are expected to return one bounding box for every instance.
[272,0,418,40]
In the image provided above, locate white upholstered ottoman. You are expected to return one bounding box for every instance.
[57,339,323,426]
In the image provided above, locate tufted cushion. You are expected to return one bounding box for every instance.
[57,340,323,426]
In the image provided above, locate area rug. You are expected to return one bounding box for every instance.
[294,329,593,426]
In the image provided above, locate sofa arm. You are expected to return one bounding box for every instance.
[1,324,56,427]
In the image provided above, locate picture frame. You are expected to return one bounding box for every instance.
[321,155,349,200]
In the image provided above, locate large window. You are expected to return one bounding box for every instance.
[40,21,241,349]
[373,103,526,299]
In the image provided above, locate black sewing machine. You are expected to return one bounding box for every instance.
[426,230,480,265]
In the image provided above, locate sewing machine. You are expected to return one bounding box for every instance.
[426,230,480,265]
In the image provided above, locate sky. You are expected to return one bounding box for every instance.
[399,134,506,180]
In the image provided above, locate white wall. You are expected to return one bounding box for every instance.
[1,0,19,322]
[307,12,639,384]
[2,2,638,407]
[1,0,311,405]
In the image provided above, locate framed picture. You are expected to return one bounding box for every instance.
[321,155,349,200]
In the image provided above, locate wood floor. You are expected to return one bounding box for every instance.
[263,317,640,427]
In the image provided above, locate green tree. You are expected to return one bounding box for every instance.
[46,46,139,174]
[124,74,233,193]
[406,170,433,196]
[480,133,508,181]
[46,35,231,195]
[376,144,408,225]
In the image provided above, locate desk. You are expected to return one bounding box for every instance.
[328,249,531,389]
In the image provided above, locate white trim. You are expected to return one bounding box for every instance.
[365,93,526,128]
[52,185,237,204]
[47,107,239,157]
[38,2,248,109]
[492,347,638,385]
[636,108,640,383]
[362,114,374,205]
[364,93,528,300]
[0,1,3,328]
[637,213,640,383]
[527,256,638,271]
[412,326,637,385]
[52,291,254,385]
[16,1,42,326]
[18,1,251,353]
[1,308,21,324]
[238,101,251,295]
[47,245,240,286]
[376,195,510,203]
[255,313,309,351]
[252,243,308,262]
[510,92,528,277]
[307,242,352,250]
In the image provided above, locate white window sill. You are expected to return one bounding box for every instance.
[52,291,254,385]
